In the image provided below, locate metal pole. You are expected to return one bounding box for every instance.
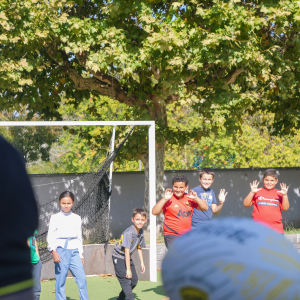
[108,126,116,212]
[148,122,157,282]
[0,121,155,126]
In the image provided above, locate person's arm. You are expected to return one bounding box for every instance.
[211,189,228,215]
[47,215,61,263]
[138,235,146,273]
[244,180,261,207]
[188,190,208,211]
[138,248,145,273]
[125,248,132,279]
[152,189,173,215]
[52,250,61,262]
[35,239,40,259]
[77,216,84,265]
[119,231,133,278]
[278,183,290,211]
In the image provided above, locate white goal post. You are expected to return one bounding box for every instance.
[0,120,157,282]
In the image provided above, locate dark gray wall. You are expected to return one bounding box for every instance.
[30,167,300,237]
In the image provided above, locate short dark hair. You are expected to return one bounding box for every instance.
[133,208,147,218]
[172,174,189,186]
[263,169,278,179]
[59,191,75,202]
[199,168,215,179]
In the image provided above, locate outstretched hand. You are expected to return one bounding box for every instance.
[164,189,173,200]
[277,183,289,196]
[187,190,197,200]
[250,180,261,193]
[218,189,228,203]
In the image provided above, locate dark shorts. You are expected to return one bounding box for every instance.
[164,235,178,249]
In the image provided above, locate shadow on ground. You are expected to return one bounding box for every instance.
[108,293,144,300]
[143,285,166,297]
[107,298,141,300]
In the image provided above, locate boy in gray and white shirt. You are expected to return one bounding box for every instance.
[112,225,146,259]
[112,208,147,300]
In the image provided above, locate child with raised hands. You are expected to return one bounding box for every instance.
[243,168,289,233]
[152,174,208,248]
[191,168,228,228]
[47,191,89,300]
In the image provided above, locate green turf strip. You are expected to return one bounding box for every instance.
[41,271,166,300]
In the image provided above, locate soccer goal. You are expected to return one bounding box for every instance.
[0,120,157,282]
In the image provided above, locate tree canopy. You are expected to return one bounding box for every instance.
[0,109,59,164]
[2,0,300,130]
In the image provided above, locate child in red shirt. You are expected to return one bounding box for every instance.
[152,174,208,248]
[243,169,289,233]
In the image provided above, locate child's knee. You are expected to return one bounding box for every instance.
[78,279,87,289]
[75,274,87,287]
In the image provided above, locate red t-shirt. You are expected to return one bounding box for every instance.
[162,194,198,236]
[252,188,284,233]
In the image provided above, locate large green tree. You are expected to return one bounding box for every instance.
[1,0,300,222]
[180,113,300,169]
[0,109,59,165]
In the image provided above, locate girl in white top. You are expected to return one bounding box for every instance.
[47,191,89,300]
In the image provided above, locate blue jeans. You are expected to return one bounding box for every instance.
[55,247,88,300]
[32,260,42,300]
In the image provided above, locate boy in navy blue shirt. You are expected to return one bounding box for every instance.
[191,168,228,227]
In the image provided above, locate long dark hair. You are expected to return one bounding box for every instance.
[59,191,75,202]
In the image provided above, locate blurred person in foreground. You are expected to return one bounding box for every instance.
[0,135,38,300]
[162,217,300,300]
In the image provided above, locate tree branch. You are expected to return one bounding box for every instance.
[184,73,197,83]
[166,94,179,104]
[67,68,115,96]
[151,64,161,80]
[225,68,244,84]
[44,43,137,105]
[75,52,122,89]
[204,63,214,70]
[216,67,228,78]
[66,68,138,105]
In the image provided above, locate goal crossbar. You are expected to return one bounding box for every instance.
[0,120,157,282]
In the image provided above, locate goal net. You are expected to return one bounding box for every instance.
[36,127,135,263]
[0,120,157,282]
